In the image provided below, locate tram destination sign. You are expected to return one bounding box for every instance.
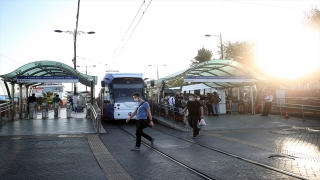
[17,76,79,83]
[184,76,252,82]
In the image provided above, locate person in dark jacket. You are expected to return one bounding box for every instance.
[182,94,203,139]
[27,93,37,116]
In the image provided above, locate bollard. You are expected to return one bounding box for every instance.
[66,102,72,118]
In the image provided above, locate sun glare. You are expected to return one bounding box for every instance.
[255,30,319,79]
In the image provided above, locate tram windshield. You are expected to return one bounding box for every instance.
[112,84,143,103]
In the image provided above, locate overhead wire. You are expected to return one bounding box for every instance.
[112,0,153,65]
[111,0,146,59]
[0,54,22,65]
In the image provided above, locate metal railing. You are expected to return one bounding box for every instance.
[268,101,320,120]
[151,102,190,130]
[90,102,102,134]
[0,102,12,125]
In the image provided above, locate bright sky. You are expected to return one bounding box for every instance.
[1,0,319,91]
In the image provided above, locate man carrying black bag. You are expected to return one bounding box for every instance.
[126,92,155,151]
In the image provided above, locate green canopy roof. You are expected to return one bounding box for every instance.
[0,60,97,86]
[156,59,267,88]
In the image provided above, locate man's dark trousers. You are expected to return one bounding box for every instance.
[135,120,152,147]
[263,102,272,115]
[188,115,200,136]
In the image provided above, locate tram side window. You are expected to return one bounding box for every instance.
[104,87,113,103]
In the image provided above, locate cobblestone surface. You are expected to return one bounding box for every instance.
[152,115,320,180]
[0,137,106,180]
[112,122,298,179]
[100,124,204,180]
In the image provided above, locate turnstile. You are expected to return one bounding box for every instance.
[66,102,72,118]
[42,103,48,119]
[54,103,60,118]
[86,103,91,118]
[29,102,37,119]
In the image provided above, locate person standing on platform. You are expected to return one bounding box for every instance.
[53,95,61,104]
[126,92,155,151]
[261,91,273,116]
[182,94,203,139]
[206,93,213,116]
[212,92,221,116]
[27,93,37,116]
[68,96,74,112]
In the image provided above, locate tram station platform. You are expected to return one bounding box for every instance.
[0,113,320,179]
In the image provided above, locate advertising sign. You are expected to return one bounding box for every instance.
[17,76,78,83]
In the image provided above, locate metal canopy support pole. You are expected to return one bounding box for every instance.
[250,85,254,114]
[90,81,93,106]
[25,85,29,117]
[19,84,23,119]
[11,83,15,120]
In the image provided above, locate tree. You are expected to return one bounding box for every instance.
[303,6,320,31]
[221,41,256,68]
[190,47,213,66]
[41,91,57,104]
[167,77,185,87]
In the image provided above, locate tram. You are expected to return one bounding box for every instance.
[98,73,149,120]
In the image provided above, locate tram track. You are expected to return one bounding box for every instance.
[118,124,309,180]
[118,125,214,180]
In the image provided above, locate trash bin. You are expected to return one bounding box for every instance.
[42,103,48,119]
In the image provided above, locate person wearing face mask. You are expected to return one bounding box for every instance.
[126,92,155,151]
[182,94,204,139]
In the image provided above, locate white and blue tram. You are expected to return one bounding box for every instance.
[99,73,148,120]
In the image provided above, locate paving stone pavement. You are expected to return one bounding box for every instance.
[103,121,300,180]
[151,114,320,180]
[0,137,106,180]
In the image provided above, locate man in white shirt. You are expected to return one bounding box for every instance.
[261,91,273,116]
[169,95,175,109]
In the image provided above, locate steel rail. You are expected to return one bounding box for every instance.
[118,125,214,180]
[150,127,309,180]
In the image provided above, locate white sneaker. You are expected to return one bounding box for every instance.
[131,146,140,151]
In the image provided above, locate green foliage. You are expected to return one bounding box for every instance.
[41,91,57,104]
[167,77,185,87]
[222,41,256,61]
[303,6,320,31]
[190,47,213,66]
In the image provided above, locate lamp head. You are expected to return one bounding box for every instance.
[54,30,62,33]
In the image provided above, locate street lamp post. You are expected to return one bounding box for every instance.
[54,30,95,94]
[205,33,223,59]
[148,64,167,80]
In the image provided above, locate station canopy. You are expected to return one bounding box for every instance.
[0,60,98,86]
[155,59,267,88]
